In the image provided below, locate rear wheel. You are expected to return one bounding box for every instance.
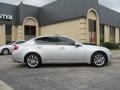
[25,53,41,68]
[91,52,107,67]
[2,49,9,55]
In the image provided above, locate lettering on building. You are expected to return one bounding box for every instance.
[0,14,13,20]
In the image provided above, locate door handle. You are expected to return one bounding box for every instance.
[36,46,42,48]
[60,47,65,50]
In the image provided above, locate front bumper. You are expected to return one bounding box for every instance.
[107,51,112,63]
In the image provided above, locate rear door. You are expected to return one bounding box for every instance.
[35,37,60,61]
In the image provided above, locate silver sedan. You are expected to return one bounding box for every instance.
[12,36,111,68]
[0,41,25,55]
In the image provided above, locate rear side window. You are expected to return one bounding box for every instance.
[15,41,26,44]
[7,41,16,45]
[35,37,60,45]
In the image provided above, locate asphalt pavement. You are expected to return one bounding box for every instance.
[0,50,120,90]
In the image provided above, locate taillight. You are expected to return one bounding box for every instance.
[14,45,19,51]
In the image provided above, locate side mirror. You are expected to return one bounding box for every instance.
[75,43,81,47]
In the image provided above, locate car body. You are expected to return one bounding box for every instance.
[12,35,112,68]
[0,40,26,55]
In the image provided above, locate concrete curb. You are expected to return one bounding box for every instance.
[0,80,14,90]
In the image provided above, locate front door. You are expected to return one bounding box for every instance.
[59,45,85,62]
[58,37,86,62]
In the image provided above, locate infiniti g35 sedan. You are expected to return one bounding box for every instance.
[12,35,111,68]
[0,40,26,55]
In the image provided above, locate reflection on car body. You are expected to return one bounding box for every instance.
[12,35,111,68]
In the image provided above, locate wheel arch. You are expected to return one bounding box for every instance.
[2,48,9,51]
[90,51,108,64]
[2,48,10,54]
[24,52,42,63]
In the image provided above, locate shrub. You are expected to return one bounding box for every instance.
[117,43,120,48]
[100,42,119,49]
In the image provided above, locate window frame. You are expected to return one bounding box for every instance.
[35,36,76,46]
[57,37,76,45]
[35,36,60,45]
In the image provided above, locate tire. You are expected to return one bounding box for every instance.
[2,48,9,55]
[91,52,107,67]
[25,53,41,68]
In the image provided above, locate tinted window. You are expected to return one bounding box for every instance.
[7,41,16,45]
[58,37,75,45]
[35,37,60,45]
[15,41,26,44]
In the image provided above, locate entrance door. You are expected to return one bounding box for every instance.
[24,25,36,40]
[89,19,97,44]
[5,25,12,44]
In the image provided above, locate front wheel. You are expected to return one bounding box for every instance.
[91,52,107,67]
[25,53,41,68]
[2,49,9,55]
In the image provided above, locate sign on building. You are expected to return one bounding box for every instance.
[0,14,13,20]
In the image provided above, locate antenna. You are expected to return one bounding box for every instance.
[54,34,60,36]
[20,0,23,4]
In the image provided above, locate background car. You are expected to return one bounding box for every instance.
[12,35,111,68]
[0,40,26,55]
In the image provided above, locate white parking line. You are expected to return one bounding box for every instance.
[0,80,14,90]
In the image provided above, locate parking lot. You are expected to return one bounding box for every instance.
[0,50,120,90]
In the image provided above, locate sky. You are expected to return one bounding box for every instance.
[0,0,120,13]
[99,0,120,13]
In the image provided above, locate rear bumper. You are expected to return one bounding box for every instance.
[12,52,24,63]
[12,57,23,63]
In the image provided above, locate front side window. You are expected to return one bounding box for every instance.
[35,37,60,45]
[58,37,75,45]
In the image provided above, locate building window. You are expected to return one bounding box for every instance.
[89,19,96,44]
[24,25,36,40]
[110,26,115,43]
[5,25,12,44]
[119,28,120,42]
[100,24,104,44]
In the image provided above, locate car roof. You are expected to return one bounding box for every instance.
[34,35,67,39]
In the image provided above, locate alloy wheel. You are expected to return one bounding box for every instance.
[92,52,107,67]
[26,54,41,68]
[2,49,9,55]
